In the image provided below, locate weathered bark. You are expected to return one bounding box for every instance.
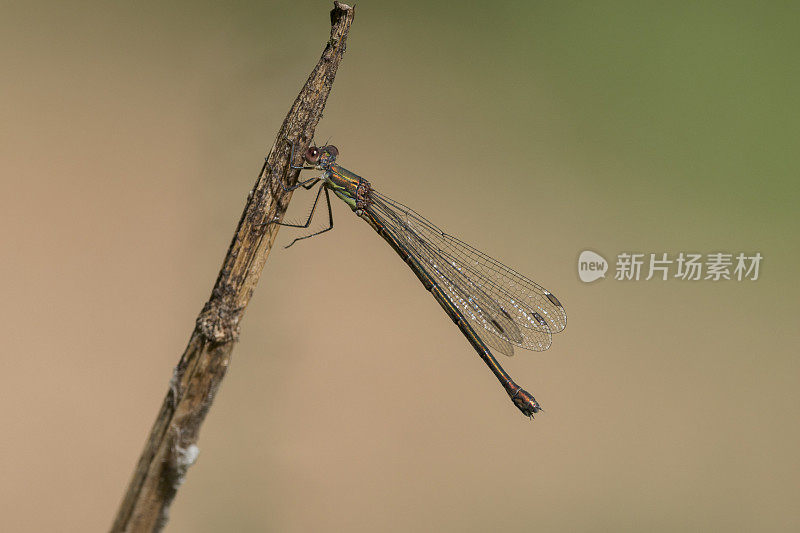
[110,3,355,531]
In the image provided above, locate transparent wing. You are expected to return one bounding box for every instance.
[370,200,521,356]
[369,190,566,354]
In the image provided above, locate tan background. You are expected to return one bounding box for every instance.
[2,2,798,531]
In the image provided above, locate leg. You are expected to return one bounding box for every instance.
[287,138,316,171]
[261,182,326,230]
[284,186,335,248]
[263,137,321,194]
[299,177,321,190]
[265,155,320,193]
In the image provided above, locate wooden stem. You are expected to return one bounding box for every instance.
[110,3,355,531]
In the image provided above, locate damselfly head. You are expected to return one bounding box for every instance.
[319,144,338,162]
[304,144,339,167]
[304,145,321,164]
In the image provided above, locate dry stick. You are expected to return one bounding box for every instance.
[110,3,355,532]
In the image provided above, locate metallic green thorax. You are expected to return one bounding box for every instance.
[324,164,361,210]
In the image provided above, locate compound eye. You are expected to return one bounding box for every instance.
[305,146,320,163]
[324,145,339,158]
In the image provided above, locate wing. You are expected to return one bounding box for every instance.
[369,190,566,354]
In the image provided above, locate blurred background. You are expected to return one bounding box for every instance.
[2,1,798,531]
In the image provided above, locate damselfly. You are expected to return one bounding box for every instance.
[264,144,567,418]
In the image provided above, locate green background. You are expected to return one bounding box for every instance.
[2,1,798,531]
